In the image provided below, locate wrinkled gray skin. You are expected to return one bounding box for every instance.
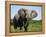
[13,8,37,32]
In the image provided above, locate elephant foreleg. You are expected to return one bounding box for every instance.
[24,21,29,32]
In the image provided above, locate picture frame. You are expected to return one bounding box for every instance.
[5,1,45,36]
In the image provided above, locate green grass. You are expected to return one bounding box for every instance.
[10,20,42,33]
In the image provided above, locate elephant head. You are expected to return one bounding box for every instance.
[24,9,38,21]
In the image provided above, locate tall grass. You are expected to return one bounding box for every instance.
[10,19,42,32]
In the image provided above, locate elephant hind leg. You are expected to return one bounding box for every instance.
[20,27,22,30]
[24,26,27,32]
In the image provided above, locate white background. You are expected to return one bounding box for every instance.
[0,0,46,37]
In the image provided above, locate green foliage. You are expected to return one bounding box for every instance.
[10,19,42,32]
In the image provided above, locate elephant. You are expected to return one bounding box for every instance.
[13,8,37,32]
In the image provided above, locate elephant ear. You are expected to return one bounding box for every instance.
[18,8,27,18]
[14,14,20,21]
[18,8,25,16]
[31,10,38,18]
[18,9,22,15]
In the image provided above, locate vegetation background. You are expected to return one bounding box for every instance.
[10,19,42,32]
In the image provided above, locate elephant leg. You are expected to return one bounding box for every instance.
[13,23,17,29]
[14,25,17,29]
[24,21,29,32]
[20,27,22,30]
[24,26,27,32]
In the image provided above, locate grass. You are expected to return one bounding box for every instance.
[10,20,42,33]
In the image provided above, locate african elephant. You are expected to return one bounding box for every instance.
[13,8,37,32]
